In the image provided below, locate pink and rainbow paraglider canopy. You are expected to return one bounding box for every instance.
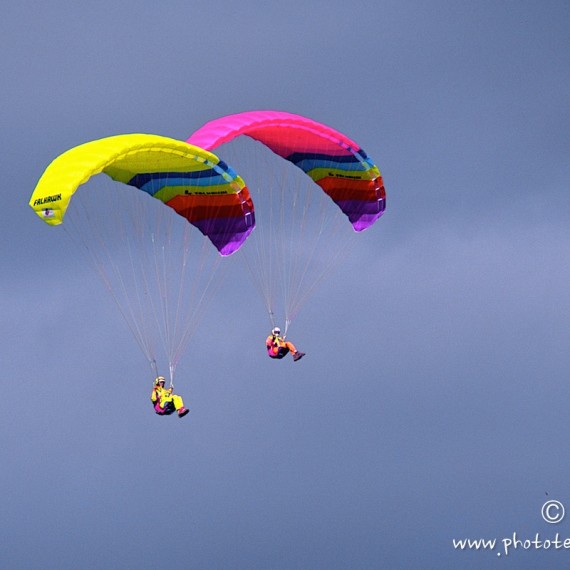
[187,110,386,231]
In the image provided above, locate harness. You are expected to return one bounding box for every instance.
[268,335,289,359]
[152,386,175,415]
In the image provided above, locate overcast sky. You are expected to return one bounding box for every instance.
[2,1,570,568]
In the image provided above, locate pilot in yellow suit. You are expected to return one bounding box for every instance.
[150,376,189,418]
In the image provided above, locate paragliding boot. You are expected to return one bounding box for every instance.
[178,407,189,418]
[293,351,305,362]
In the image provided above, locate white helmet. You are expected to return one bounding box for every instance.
[272,327,281,336]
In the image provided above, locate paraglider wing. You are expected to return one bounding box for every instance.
[187,110,385,231]
[29,133,257,383]
[29,133,254,255]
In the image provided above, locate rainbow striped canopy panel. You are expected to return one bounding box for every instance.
[29,133,255,255]
[187,110,385,231]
